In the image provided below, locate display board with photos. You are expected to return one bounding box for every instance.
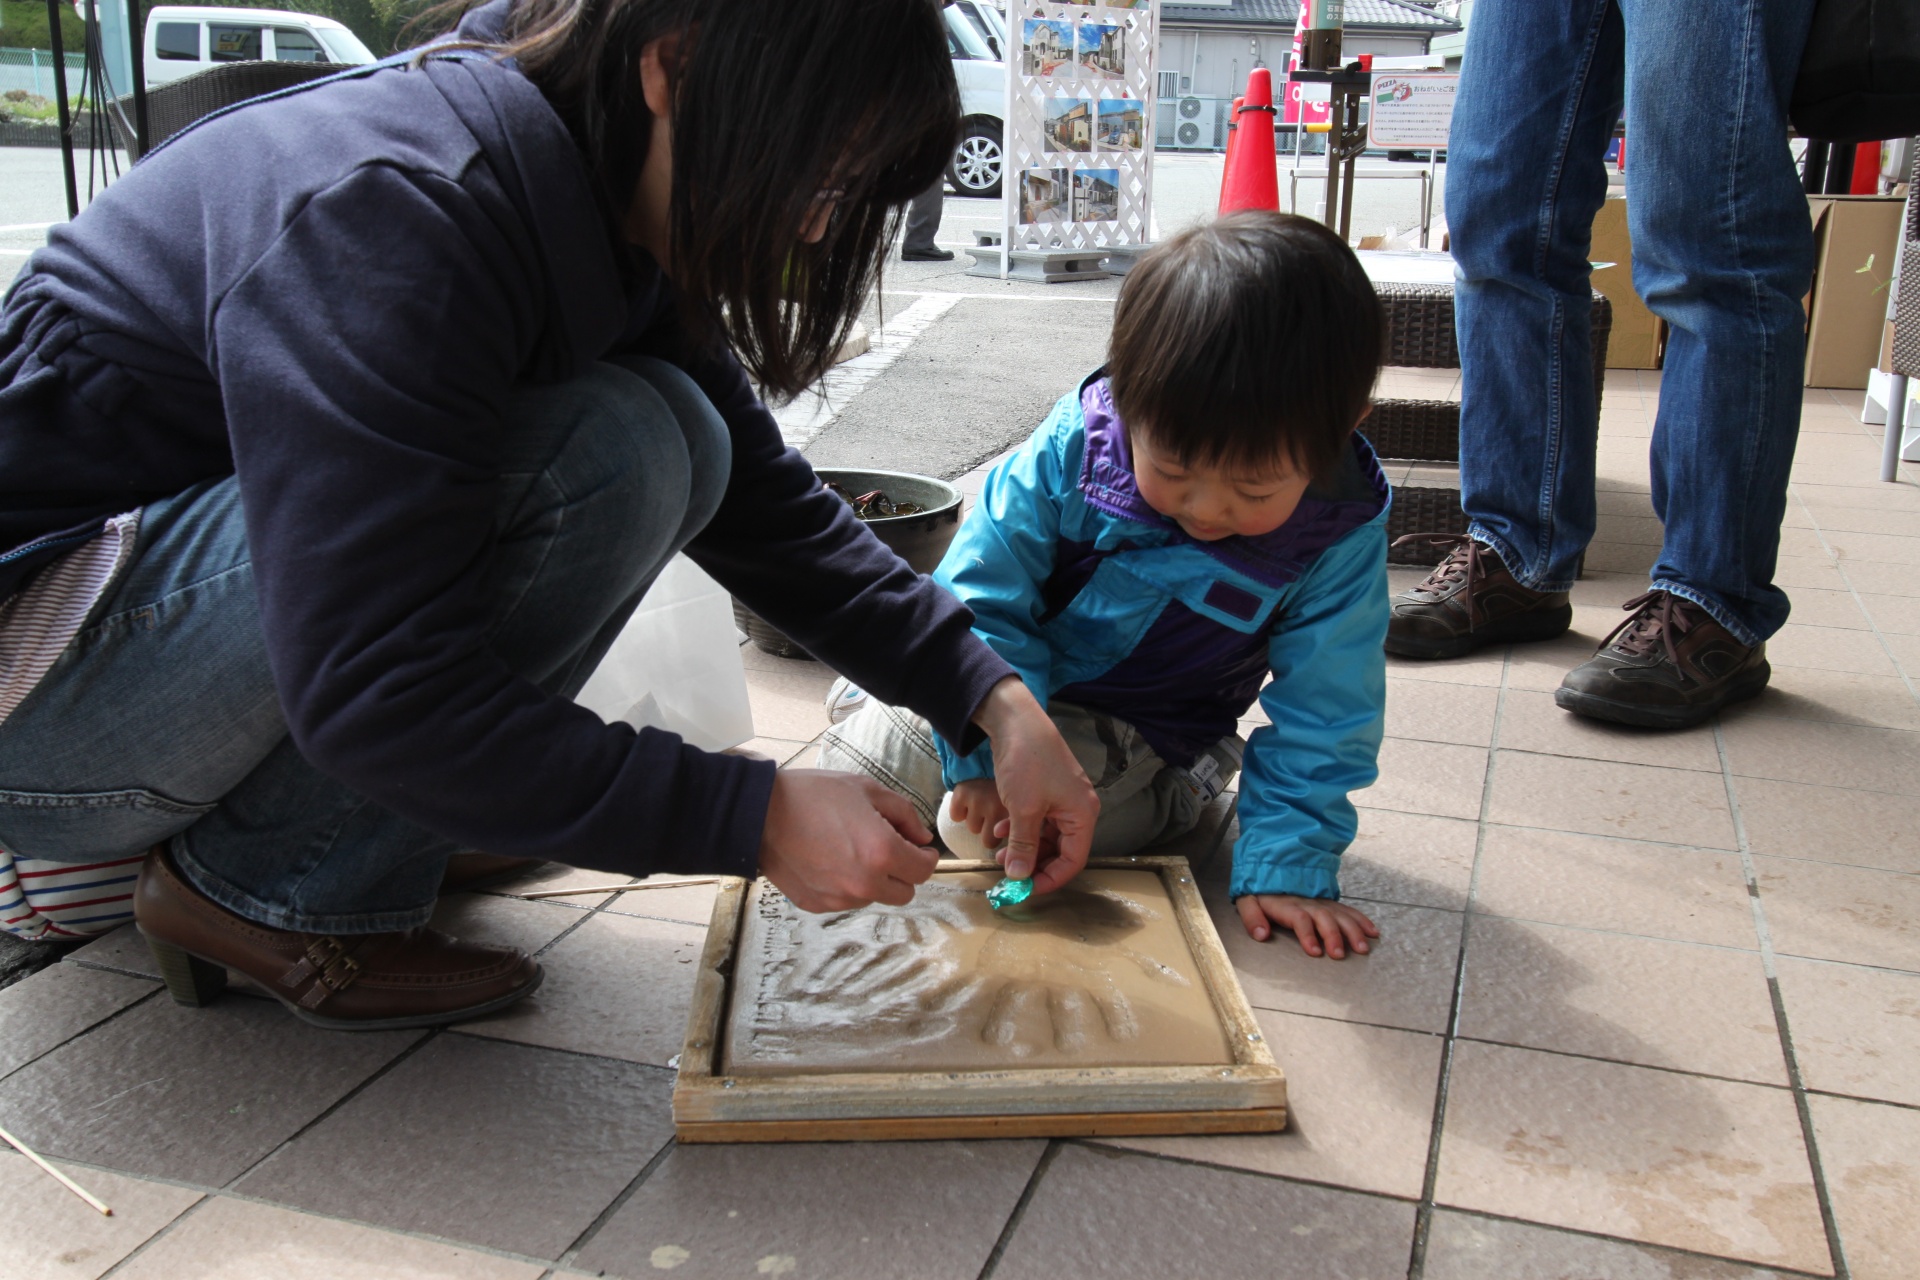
[1005,0,1159,257]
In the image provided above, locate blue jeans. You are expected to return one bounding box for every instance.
[1447,0,1817,645]
[0,357,729,933]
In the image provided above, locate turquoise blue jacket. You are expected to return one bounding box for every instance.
[933,375,1392,902]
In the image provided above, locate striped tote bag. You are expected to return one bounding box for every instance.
[0,848,144,941]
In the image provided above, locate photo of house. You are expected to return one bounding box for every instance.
[1076,21,1124,80]
[1022,19,1075,77]
[1019,167,1071,225]
[1043,98,1095,153]
[1097,98,1144,151]
[1072,168,1120,222]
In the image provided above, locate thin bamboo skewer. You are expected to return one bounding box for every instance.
[0,1122,110,1215]
[521,876,724,901]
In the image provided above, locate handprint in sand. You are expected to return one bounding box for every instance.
[748,874,1197,1066]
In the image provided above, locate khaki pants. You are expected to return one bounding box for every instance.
[819,699,1242,856]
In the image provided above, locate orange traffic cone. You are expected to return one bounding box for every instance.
[1219,68,1278,213]
[1220,94,1245,201]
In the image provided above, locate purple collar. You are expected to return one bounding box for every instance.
[1077,376,1388,590]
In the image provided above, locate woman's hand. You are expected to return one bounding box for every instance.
[971,677,1098,893]
[1236,894,1379,959]
[757,769,937,912]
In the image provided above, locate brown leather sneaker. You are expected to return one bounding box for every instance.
[135,848,542,1031]
[1555,590,1770,729]
[1386,535,1573,659]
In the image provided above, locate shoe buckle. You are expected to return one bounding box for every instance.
[292,938,362,1009]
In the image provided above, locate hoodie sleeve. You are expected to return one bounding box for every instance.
[656,337,1015,758]
[1229,516,1389,902]
[213,162,775,880]
[927,402,1078,785]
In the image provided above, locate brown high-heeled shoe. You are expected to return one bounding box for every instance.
[134,847,542,1031]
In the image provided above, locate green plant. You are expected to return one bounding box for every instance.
[1857,253,1892,296]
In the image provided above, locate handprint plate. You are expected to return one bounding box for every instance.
[723,869,1234,1074]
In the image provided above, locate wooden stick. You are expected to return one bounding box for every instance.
[0,1123,111,1216]
[521,876,723,901]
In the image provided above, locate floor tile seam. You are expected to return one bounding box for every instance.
[1336,890,1471,914]
[440,1026,680,1076]
[1069,1137,1428,1205]
[1762,948,1920,979]
[1425,1205,1843,1280]
[1381,730,1497,750]
[1240,1001,1449,1041]
[1446,1032,1793,1090]
[1732,703,1920,733]
[1407,647,1516,1280]
[1466,813,1740,852]
[1479,740,1726,774]
[1720,758,1920,796]
[218,1027,443,1193]
[1744,844,1920,881]
[974,1138,1061,1280]
[94,1184,215,1280]
[0,980,163,1089]
[555,1134,681,1269]
[1712,722,1854,1280]
[1453,908,1762,955]
[97,1181,572,1272]
[1816,530,1920,710]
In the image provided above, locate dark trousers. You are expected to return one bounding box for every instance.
[903,179,944,253]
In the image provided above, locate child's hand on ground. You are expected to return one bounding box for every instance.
[1236,894,1379,959]
[949,779,1009,847]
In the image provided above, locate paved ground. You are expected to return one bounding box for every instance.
[4,366,1918,1279]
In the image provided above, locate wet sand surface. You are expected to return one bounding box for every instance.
[723,869,1233,1075]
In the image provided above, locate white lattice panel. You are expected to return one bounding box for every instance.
[1003,0,1159,257]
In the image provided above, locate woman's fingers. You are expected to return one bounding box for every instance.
[863,777,931,846]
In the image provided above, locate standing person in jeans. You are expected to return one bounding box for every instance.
[0,0,1097,1027]
[1387,0,1818,729]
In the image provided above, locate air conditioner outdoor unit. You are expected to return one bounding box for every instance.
[1170,96,1222,150]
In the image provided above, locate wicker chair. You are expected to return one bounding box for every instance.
[113,61,347,160]
[1369,283,1614,565]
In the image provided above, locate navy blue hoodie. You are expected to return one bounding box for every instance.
[0,2,1011,878]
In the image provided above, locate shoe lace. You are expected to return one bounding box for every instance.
[1391,534,1489,626]
[1602,590,1699,671]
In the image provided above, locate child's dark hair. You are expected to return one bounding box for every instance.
[1108,211,1382,480]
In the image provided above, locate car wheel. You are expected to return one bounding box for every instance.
[948,122,1003,198]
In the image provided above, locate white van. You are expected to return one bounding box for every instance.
[141,6,376,89]
[944,0,1005,196]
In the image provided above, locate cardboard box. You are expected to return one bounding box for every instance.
[1589,197,1662,368]
[1805,195,1903,389]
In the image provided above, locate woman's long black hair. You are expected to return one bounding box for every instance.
[430,0,960,399]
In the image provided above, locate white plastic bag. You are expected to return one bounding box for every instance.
[573,554,755,751]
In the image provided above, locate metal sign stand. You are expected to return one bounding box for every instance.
[1290,66,1370,242]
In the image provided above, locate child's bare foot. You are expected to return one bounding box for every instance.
[1236,894,1378,959]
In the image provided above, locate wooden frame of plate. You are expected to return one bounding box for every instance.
[672,856,1286,1143]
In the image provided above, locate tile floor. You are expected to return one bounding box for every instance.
[4,375,1918,1279]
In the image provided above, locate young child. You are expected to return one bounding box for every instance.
[821,210,1388,958]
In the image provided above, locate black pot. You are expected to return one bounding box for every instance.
[734,467,964,659]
